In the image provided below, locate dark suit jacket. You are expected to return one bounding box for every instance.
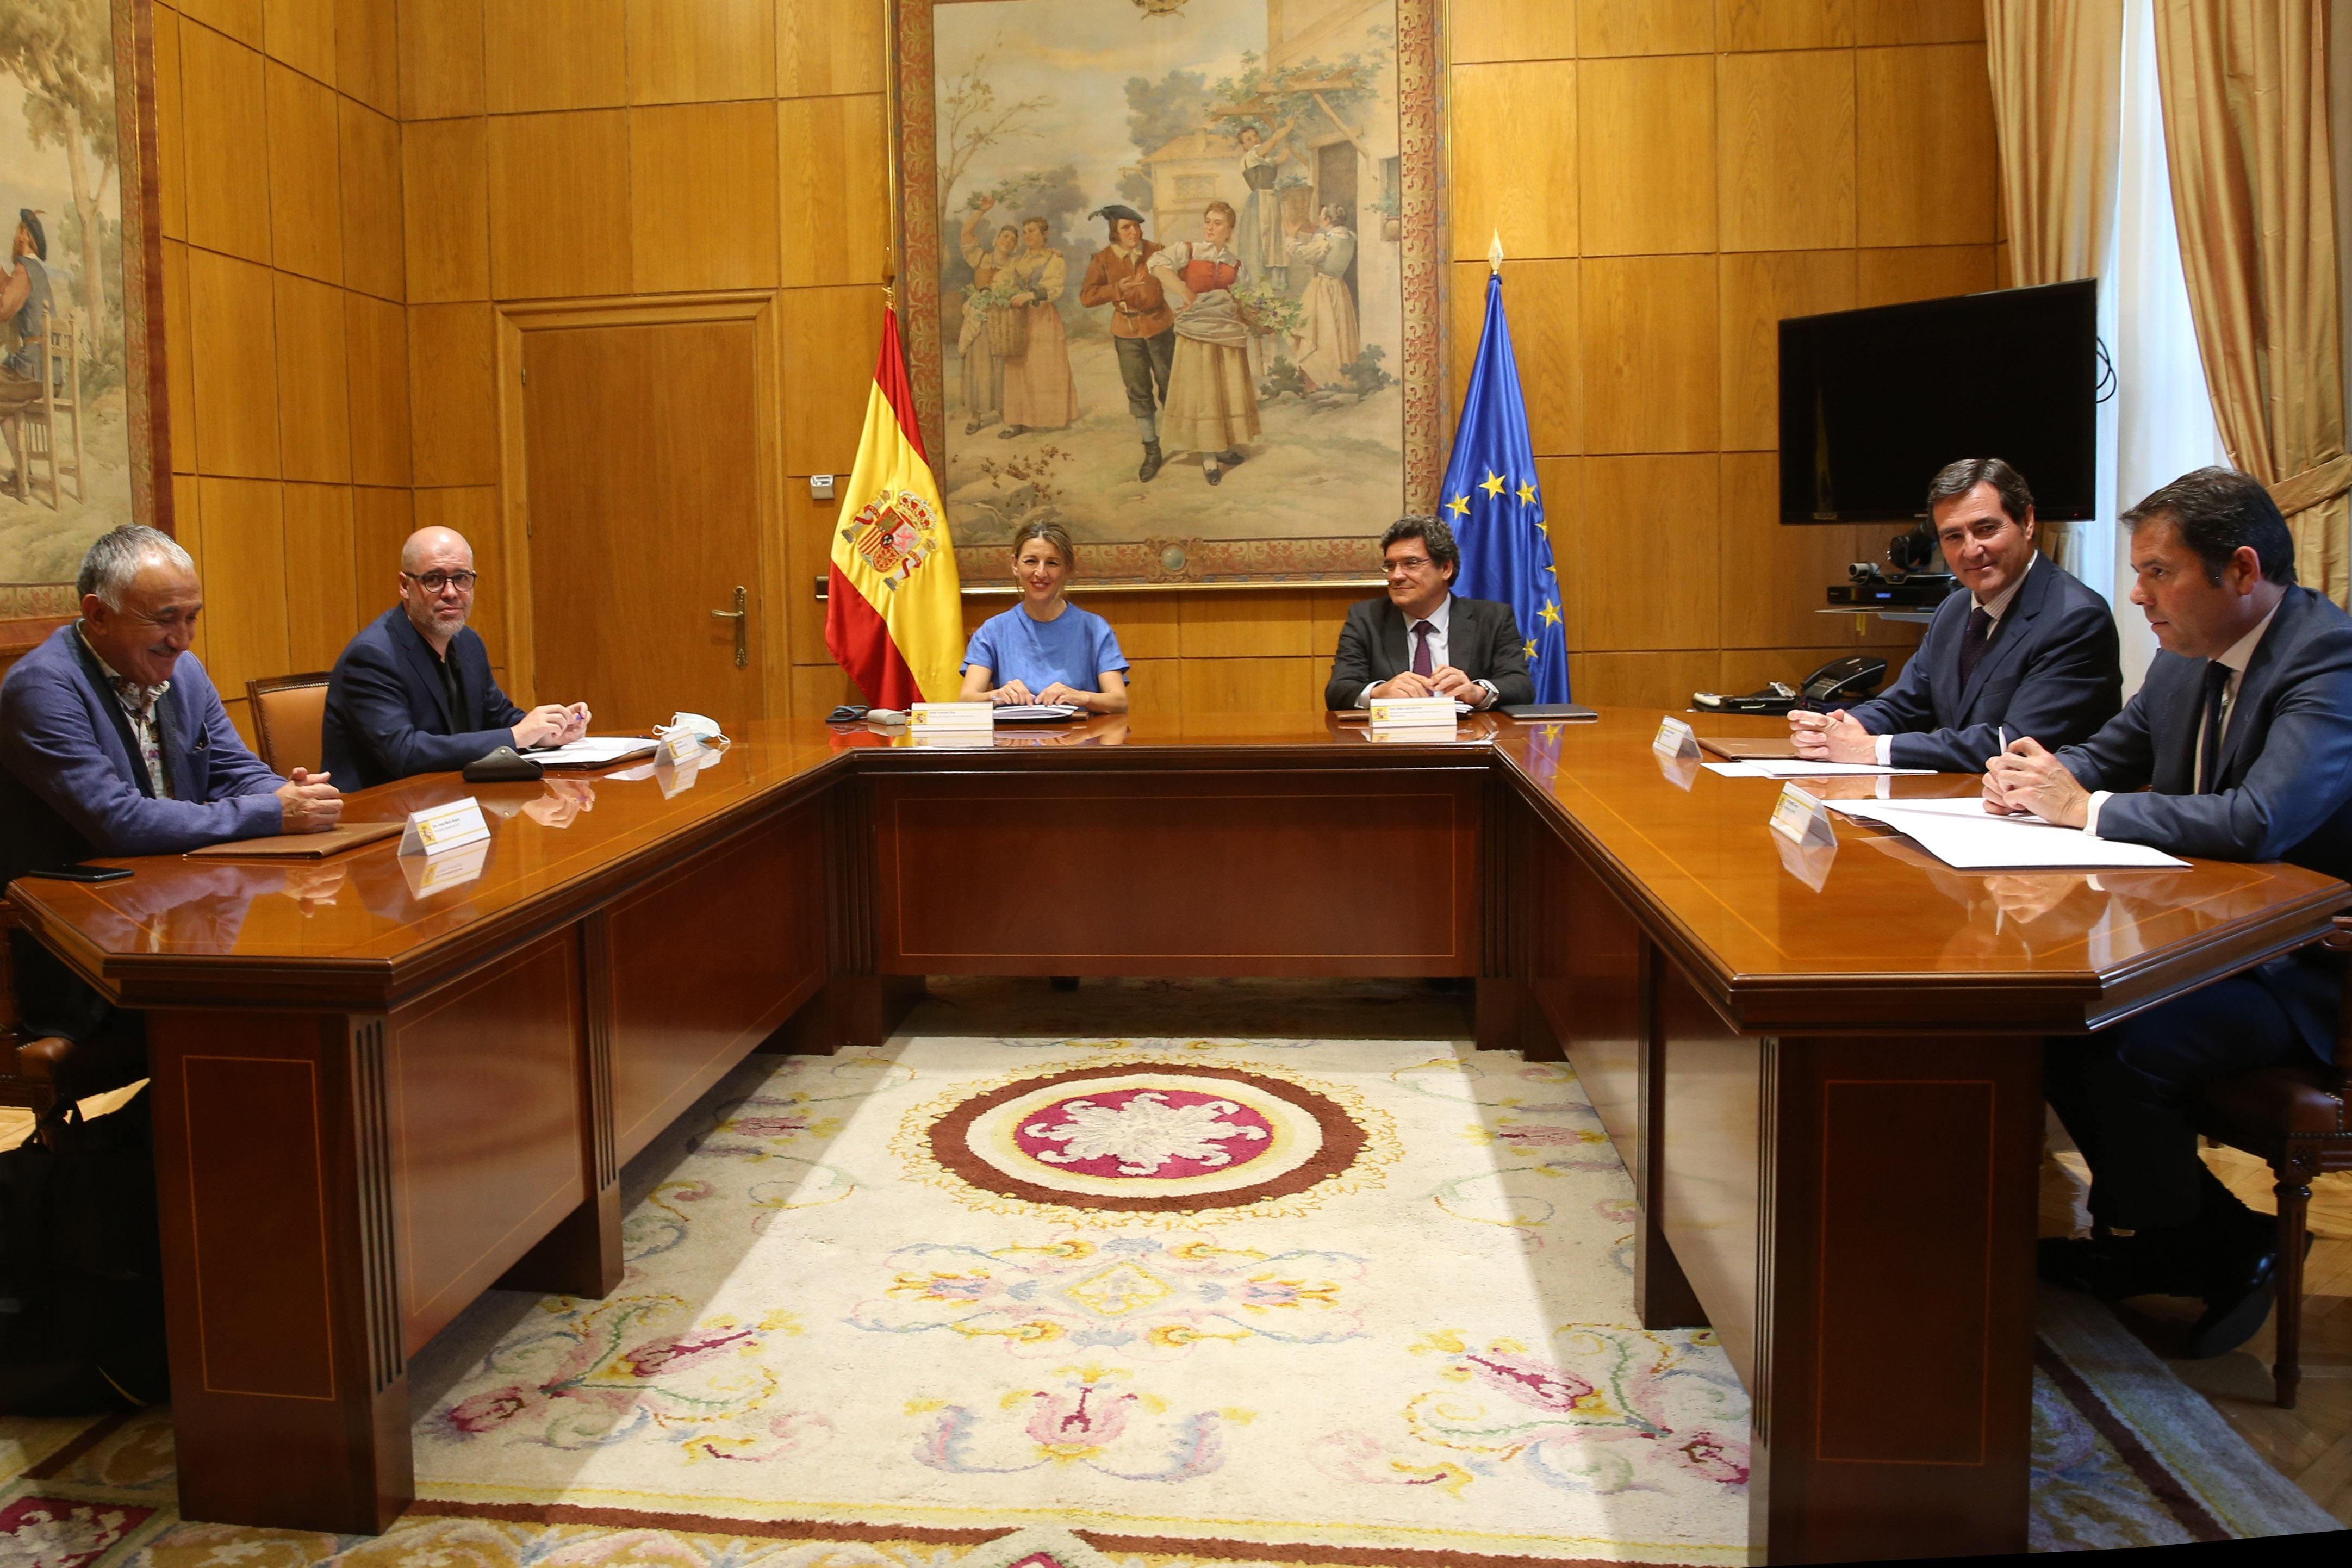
[1844,556,2123,771]
[2059,584,2352,1056]
[322,606,527,788]
[0,624,285,1036]
[1324,594,1535,710]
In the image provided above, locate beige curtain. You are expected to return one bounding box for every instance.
[2152,0,2350,601]
[1984,0,2124,571]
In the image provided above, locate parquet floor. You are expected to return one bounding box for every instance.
[2041,1135,2352,1525]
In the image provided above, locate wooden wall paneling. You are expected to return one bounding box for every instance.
[1569,651,1720,710]
[1856,43,1997,248]
[153,6,188,241]
[1306,589,1357,671]
[1107,594,1182,662]
[1717,644,1874,695]
[272,273,352,483]
[1448,61,1577,262]
[633,103,783,293]
[403,117,493,302]
[779,284,881,475]
[1450,259,1578,456]
[1579,0,1714,56]
[1717,49,1855,252]
[486,110,633,300]
[1581,254,1719,453]
[412,488,506,666]
[1578,55,1715,256]
[188,250,281,477]
[265,62,344,283]
[1581,457,1719,651]
[625,0,777,105]
[1178,592,1317,659]
[1856,244,1995,307]
[336,0,400,115]
[264,0,337,83]
[398,0,487,121]
[789,660,860,714]
[779,94,891,289]
[194,477,291,696]
[351,487,416,609]
[1448,0,1577,63]
[281,483,359,671]
[181,0,263,47]
[483,0,627,113]
[776,0,885,96]
[408,304,499,486]
[339,100,406,301]
[1718,451,1866,649]
[1122,657,1177,718]
[1719,0,1853,52]
[785,487,837,665]
[1178,655,1319,713]
[179,19,272,262]
[1852,0,1984,45]
[172,475,207,662]
[163,241,197,473]
[1718,249,1856,451]
[345,292,414,486]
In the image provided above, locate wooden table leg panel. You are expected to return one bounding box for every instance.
[1746,1034,2042,1564]
[1654,966,1763,1382]
[151,1010,412,1533]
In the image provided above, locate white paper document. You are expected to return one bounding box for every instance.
[1702,760,1933,779]
[1824,795,2190,869]
[529,736,659,767]
[990,705,1084,722]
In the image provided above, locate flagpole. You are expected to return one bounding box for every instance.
[882,0,903,309]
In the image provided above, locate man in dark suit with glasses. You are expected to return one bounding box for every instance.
[1325,515,1534,711]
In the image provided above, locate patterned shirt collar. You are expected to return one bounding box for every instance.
[78,624,171,714]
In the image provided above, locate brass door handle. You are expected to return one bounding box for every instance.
[710,586,748,668]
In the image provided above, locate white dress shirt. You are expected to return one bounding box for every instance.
[1359,594,1498,708]
[1875,552,2036,764]
[2083,601,2280,837]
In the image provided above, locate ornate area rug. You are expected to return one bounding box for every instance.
[0,981,2336,1564]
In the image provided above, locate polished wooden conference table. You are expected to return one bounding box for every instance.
[9,711,2344,1563]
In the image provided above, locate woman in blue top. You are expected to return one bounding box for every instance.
[959,521,1130,712]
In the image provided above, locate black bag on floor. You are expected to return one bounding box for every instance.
[0,1086,170,1415]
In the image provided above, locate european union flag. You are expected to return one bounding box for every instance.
[1443,270,1568,702]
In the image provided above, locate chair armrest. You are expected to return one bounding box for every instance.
[15,1035,70,1087]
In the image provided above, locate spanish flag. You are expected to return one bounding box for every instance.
[825,307,963,706]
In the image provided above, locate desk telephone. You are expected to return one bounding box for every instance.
[1693,655,1887,716]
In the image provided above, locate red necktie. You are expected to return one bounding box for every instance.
[1411,621,1434,677]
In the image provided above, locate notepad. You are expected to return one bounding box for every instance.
[990,705,1084,722]
[1824,796,2190,870]
[185,821,406,859]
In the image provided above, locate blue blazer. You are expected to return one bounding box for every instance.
[0,624,284,891]
[322,606,526,788]
[1844,557,2123,772]
[2059,584,2352,1056]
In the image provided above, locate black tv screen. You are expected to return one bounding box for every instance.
[1778,279,2098,523]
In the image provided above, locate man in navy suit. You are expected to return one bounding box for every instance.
[1988,466,2352,1358]
[1325,517,1534,711]
[322,526,589,788]
[0,525,344,1059]
[1791,458,2122,771]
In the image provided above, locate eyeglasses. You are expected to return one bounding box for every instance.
[1384,556,1436,574]
[403,570,479,592]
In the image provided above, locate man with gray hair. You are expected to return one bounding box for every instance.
[0,523,344,1047]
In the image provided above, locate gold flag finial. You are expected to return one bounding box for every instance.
[1488,230,1505,274]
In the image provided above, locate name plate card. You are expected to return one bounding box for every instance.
[911,701,995,732]
[1368,695,1457,729]
[1653,715,1700,758]
[397,797,490,858]
[659,730,705,767]
[1769,782,1838,848]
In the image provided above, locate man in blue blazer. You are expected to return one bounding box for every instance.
[1791,458,2122,771]
[1988,466,2352,1358]
[0,525,343,1052]
[322,526,588,788]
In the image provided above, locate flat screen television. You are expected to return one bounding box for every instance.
[1778,279,2098,523]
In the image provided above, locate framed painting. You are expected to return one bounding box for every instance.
[895,0,1443,587]
[0,0,167,649]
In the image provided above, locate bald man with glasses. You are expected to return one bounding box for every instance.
[322,526,590,788]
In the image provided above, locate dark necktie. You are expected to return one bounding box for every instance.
[2196,660,2232,793]
[1411,620,1435,677]
[1956,606,1994,688]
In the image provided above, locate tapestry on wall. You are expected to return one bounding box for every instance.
[897,0,1442,587]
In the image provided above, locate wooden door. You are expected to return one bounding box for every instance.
[522,321,766,733]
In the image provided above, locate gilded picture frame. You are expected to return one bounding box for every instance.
[895,0,1445,588]
[0,0,168,649]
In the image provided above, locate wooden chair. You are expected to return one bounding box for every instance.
[2194,912,2352,1408]
[0,901,74,1123]
[247,671,333,777]
[7,312,83,509]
